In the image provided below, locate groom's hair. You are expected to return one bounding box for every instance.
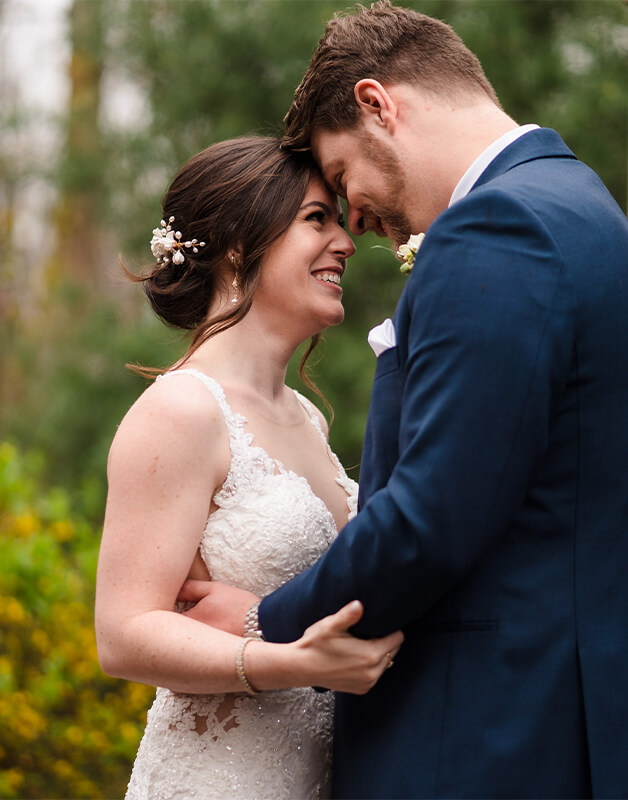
[283,0,500,150]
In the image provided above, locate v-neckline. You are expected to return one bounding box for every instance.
[165,369,356,528]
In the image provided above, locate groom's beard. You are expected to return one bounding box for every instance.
[362,133,413,248]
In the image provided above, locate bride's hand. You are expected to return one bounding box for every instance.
[292,600,404,695]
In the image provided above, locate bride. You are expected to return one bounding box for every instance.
[95,136,403,800]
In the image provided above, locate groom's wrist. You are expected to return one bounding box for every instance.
[244,600,264,640]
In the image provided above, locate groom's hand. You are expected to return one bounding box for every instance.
[178,580,259,636]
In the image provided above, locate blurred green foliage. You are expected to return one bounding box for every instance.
[0,442,155,798]
[1,287,186,513]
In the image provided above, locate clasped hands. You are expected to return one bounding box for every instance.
[177,579,403,695]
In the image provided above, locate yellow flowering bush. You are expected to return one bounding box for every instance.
[0,443,154,799]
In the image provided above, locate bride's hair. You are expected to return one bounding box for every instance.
[129,136,328,401]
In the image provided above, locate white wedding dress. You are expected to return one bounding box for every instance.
[125,369,358,800]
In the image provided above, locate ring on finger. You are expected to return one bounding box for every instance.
[385,652,394,669]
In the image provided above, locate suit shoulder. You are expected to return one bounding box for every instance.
[421,188,560,276]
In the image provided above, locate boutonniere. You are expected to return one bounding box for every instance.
[396,233,425,275]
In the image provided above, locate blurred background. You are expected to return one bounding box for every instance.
[0,0,626,796]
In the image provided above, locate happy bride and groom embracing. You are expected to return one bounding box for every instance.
[183,3,628,797]
[101,2,628,798]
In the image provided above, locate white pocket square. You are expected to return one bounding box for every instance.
[368,318,397,357]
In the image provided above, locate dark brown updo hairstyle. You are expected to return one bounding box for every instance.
[131,136,326,397]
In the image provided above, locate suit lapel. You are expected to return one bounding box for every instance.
[470,128,577,194]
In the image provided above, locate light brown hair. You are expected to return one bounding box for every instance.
[283,0,500,150]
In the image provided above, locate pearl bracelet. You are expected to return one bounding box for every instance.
[236,637,259,695]
[243,600,263,640]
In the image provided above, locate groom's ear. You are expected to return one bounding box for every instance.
[354,79,398,135]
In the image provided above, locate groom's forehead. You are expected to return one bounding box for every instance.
[311,128,360,174]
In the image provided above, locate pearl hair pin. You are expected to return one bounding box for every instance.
[150,216,206,265]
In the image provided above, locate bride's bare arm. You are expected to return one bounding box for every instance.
[95,376,402,695]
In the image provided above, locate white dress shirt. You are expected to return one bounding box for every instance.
[449,124,540,207]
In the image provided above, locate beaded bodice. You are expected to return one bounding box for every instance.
[125,369,358,800]
[190,369,357,595]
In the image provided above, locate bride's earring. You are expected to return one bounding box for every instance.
[229,252,240,304]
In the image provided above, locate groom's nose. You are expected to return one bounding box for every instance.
[347,202,367,236]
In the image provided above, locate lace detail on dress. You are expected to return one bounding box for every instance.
[125,369,358,800]
[293,391,358,521]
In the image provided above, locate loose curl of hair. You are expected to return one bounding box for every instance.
[129,136,331,414]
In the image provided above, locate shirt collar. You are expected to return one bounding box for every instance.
[449,124,540,207]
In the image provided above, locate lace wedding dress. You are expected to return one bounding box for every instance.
[125,369,357,800]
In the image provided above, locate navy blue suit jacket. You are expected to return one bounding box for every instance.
[260,129,628,799]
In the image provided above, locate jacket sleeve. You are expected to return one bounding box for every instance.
[260,189,576,642]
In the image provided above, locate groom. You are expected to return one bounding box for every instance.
[189,2,628,797]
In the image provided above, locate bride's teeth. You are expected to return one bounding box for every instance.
[315,272,341,284]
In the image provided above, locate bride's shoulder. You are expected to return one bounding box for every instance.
[128,371,225,423]
[108,371,229,475]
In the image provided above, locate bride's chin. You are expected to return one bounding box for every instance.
[326,308,345,328]
[283,304,345,342]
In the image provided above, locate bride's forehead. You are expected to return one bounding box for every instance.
[303,176,340,209]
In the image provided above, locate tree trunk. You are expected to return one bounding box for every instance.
[50,0,105,289]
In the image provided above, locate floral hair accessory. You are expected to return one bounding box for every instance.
[396,232,425,275]
[150,216,206,266]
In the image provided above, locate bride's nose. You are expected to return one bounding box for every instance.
[333,227,356,258]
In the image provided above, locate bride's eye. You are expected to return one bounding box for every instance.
[306,210,326,224]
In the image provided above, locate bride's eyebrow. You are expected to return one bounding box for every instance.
[299,201,333,214]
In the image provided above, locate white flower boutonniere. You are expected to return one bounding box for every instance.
[396,232,425,275]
